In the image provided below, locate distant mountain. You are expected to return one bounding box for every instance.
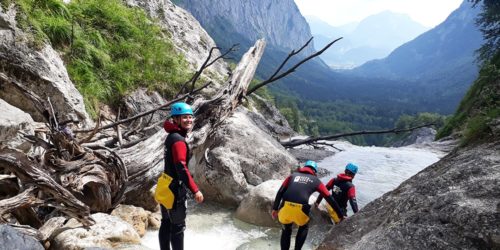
[308,11,428,68]
[305,15,356,38]
[352,1,482,81]
[347,0,483,112]
[173,0,336,99]
[175,0,314,55]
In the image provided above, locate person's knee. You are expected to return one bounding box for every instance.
[171,222,186,235]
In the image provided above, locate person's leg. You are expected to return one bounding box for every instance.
[159,216,171,250]
[170,221,186,250]
[294,223,309,250]
[280,223,293,250]
[169,198,187,250]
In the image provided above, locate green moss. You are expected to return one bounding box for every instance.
[10,0,191,117]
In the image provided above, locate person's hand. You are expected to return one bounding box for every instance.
[194,191,204,203]
[271,210,278,220]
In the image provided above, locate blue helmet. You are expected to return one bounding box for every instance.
[345,163,358,175]
[304,160,318,173]
[170,102,193,116]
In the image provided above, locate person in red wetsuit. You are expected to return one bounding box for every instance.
[159,102,203,250]
[315,163,359,216]
[272,160,344,250]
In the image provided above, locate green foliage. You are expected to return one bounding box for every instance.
[395,113,447,130]
[469,0,500,62]
[10,0,191,117]
[436,52,500,145]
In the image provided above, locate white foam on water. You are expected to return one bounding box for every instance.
[318,142,445,210]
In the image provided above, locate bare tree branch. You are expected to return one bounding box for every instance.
[281,123,434,148]
[246,37,342,96]
[175,45,237,97]
[268,37,313,81]
[74,81,213,133]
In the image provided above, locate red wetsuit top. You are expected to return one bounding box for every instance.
[163,121,199,194]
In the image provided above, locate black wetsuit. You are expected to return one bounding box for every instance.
[273,168,343,250]
[316,173,359,216]
[159,121,199,250]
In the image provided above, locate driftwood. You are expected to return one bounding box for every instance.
[0,36,345,243]
[281,124,435,148]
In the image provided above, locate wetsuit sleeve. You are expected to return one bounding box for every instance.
[272,176,291,210]
[315,178,334,205]
[317,183,344,217]
[171,141,199,194]
[347,186,359,213]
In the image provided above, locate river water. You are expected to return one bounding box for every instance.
[141,141,445,250]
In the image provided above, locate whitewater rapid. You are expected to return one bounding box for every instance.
[141,142,445,249]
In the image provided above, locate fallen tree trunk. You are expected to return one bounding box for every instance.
[280,124,435,148]
[119,40,267,203]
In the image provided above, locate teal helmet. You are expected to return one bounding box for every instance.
[170,102,193,116]
[345,163,358,175]
[304,160,318,173]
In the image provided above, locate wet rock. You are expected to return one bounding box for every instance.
[318,140,500,250]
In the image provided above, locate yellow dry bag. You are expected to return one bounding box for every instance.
[154,173,175,209]
[278,201,310,226]
[326,204,341,224]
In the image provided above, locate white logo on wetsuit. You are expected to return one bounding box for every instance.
[293,176,313,184]
[332,186,342,195]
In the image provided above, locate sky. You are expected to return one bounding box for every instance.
[294,0,463,28]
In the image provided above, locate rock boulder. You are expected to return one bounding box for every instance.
[318,140,500,250]
[191,109,298,206]
[0,5,91,125]
[0,225,44,250]
[52,213,140,250]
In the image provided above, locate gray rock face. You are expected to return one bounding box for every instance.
[176,0,314,55]
[392,127,437,147]
[318,140,500,250]
[125,0,229,86]
[0,99,35,152]
[0,5,91,125]
[191,109,298,206]
[235,179,282,227]
[245,95,296,140]
[0,225,44,250]
[122,88,168,135]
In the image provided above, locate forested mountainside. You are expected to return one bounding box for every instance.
[174,0,484,145]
